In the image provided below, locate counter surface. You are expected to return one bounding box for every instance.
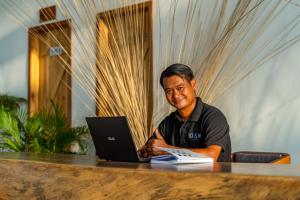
[0,152,299,199]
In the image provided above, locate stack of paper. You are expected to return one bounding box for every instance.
[150,147,213,164]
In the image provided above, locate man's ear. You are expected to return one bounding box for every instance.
[191,79,196,90]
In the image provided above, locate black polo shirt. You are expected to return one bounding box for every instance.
[158,97,231,162]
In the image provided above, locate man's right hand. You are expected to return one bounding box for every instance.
[142,129,172,157]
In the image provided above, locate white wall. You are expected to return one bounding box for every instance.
[0,11,28,98]
[1,0,300,163]
[216,43,300,163]
[212,2,300,164]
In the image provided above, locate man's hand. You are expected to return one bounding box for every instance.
[145,129,172,156]
[139,129,221,161]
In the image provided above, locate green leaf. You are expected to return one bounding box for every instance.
[0,107,25,151]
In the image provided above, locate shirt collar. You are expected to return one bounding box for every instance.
[175,97,203,122]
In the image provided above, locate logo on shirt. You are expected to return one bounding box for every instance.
[188,132,201,140]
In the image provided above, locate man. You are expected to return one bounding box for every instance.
[142,63,231,162]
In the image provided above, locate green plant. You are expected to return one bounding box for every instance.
[0,101,90,154]
[0,107,25,151]
[0,94,27,113]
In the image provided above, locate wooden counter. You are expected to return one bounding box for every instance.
[0,152,300,199]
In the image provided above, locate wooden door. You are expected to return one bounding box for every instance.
[28,20,71,125]
[96,1,153,139]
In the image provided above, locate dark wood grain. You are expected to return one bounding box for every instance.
[0,152,300,199]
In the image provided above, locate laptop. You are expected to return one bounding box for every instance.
[86,116,150,162]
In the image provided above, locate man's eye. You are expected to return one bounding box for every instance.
[178,87,184,91]
[165,90,172,95]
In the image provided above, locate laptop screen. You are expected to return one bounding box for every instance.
[86,116,143,162]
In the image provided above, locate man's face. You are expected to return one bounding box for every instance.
[162,75,196,111]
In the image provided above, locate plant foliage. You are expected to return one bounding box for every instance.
[0,99,90,154]
[0,94,27,113]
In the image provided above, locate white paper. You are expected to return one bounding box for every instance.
[150,147,213,164]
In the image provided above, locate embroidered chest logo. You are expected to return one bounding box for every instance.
[188,132,201,140]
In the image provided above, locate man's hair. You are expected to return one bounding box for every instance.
[160,63,195,88]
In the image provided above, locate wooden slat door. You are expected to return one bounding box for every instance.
[28,20,71,125]
[96,1,153,137]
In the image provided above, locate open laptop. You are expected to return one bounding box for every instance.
[86,116,150,162]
